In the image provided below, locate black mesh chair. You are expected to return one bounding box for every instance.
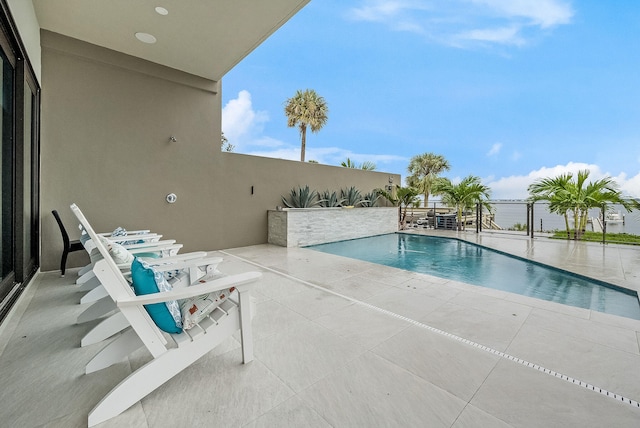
[52,210,85,276]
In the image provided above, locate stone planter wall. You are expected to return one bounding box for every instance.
[267,207,398,247]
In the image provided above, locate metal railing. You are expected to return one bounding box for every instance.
[405,200,639,244]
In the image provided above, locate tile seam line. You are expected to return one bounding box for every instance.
[220,250,640,410]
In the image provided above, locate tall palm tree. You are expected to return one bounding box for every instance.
[406,153,451,208]
[528,170,639,240]
[432,176,491,231]
[284,89,328,162]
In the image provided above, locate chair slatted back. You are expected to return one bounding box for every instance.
[70,203,168,356]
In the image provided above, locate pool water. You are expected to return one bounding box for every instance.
[308,234,640,320]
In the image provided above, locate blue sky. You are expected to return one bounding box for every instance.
[221,0,640,199]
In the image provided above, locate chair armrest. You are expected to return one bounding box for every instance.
[121,240,176,250]
[138,252,209,264]
[105,233,162,243]
[116,271,261,307]
[99,229,151,236]
[148,257,223,273]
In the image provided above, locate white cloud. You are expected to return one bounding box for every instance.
[487,142,502,156]
[455,26,525,46]
[221,90,271,149]
[249,145,406,167]
[347,0,574,47]
[471,0,573,28]
[486,162,640,199]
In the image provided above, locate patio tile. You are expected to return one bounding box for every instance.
[589,308,640,333]
[470,359,640,428]
[275,286,355,320]
[523,308,640,354]
[92,403,147,428]
[314,303,410,349]
[505,323,640,401]
[249,271,312,301]
[372,325,500,401]
[139,351,294,427]
[451,404,514,428]
[447,290,533,320]
[243,395,331,428]
[503,291,592,318]
[396,277,463,301]
[254,320,367,392]
[322,274,392,300]
[419,301,527,352]
[299,351,466,427]
[250,299,310,341]
[363,287,448,320]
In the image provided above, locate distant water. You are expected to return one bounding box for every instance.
[489,202,640,235]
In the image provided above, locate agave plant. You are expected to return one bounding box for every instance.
[318,190,345,207]
[281,185,322,208]
[341,186,363,207]
[360,190,381,207]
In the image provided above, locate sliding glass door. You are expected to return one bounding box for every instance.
[0,2,41,319]
[0,46,15,301]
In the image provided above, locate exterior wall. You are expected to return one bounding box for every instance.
[6,0,41,82]
[40,31,400,271]
[268,207,398,247]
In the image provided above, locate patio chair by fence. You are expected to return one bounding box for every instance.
[52,210,85,276]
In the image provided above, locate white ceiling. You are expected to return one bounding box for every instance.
[33,0,310,81]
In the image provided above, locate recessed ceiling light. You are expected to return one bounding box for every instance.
[155,6,169,15]
[135,32,157,44]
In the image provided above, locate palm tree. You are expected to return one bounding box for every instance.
[432,176,491,231]
[284,89,328,162]
[406,153,451,208]
[340,157,377,170]
[529,170,640,240]
[528,173,574,238]
[377,185,420,229]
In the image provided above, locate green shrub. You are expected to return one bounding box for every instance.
[341,186,363,207]
[282,185,322,208]
[319,190,345,207]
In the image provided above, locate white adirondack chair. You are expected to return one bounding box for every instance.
[70,204,261,427]
[79,253,224,347]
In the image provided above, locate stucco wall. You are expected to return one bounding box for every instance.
[40,31,400,271]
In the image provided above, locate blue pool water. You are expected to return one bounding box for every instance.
[308,234,640,320]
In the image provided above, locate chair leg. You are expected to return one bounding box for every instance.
[85,328,142,374]
[61,248,69,277]
[80,285,109,304]
[77,296,117,324]
[81,311,130,347]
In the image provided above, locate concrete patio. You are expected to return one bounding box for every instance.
[1,231,639,427]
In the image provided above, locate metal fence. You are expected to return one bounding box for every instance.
[404,200,640,244]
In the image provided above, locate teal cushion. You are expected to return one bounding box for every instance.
[134,252,161,259]
[131,258,182,333]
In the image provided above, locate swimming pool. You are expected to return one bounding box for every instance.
[308,234,640,320]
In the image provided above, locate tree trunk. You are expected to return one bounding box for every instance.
[299,125,307,162]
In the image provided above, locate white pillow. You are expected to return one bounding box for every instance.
[109,242,134,265]
[179,288,234,330]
